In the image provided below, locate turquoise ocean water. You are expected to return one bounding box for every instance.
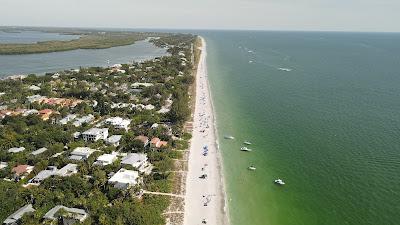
[202,31,400,225]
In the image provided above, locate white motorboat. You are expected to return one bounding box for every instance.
[240,147,252,152]
[274,179,285,185]
[224,135,235,140]
[243,141,252,145]
[248,166,256,171]
[278,67,292,72]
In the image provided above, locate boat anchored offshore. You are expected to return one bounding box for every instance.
[240,147,252,152]
[274,179,285,185]
[224,135,235,140]
[243,141,252,145]
[248,166,256,171]
[278,67,292,72]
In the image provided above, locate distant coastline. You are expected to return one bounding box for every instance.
[0,28,170,55]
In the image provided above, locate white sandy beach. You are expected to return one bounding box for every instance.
[183,37,229,225]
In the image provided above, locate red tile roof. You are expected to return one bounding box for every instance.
[12,165,30,176]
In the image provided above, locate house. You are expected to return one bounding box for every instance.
[73,132,81,139]
[58,114,76,125]
[28,164,77,185]
[30,147,48,156]
[111,63,122,69]
[69,147,97,161]
[109,68,126,74]
[150,137,168,148]
[121,153,152,174]
[38,98,83,108]
[121,153,148,168]
[26,95,45,103]
[104,117,131,130]
[43,205,88,223]
[3,204,35,225]
[8,147,26,153]
[57,164,78,176]
[82,128,108,142]
[132,82,153,88]
[135,135,149,147]
[28,85,41,91]
[73,114,94,127]
[22,109,38,116]
[157,97,173,114]
[28,166,57,185]
[12,165,34,178]
[0,162,8,170]
[39,109,55,121]
[135,104,155,111]
[108,168,139,189]
[145,104,155,110]
[52,73,60,79]
[106,135,122,147]
[51,151,65,158]
[93,153,118,166]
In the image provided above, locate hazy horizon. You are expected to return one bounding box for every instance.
[1,0,400,33]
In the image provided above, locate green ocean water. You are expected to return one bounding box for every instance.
[202,31,400,225]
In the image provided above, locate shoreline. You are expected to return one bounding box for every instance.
[183,37,229,225]
[205,43,230,224]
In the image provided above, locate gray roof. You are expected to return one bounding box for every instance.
[31,147,48,156]
[43,205,87,221]
[106,135,122,143]
[69,155,84,161]
[82,128,108,136]
[33,169,55,181]
[121,153,147,166]
[70,147,96,157]
[57,164,78,176]
[3,204,35,224]
[8,147,26,153]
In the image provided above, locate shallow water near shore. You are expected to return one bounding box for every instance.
[202,31,400,225]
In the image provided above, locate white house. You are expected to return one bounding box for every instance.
[26,95,45,103]
[121,153,152,174]
[30,147,48,156]
[28,85,41,91]
[0,162,8,170]
[69,147,97,161]
[3,204,35,225]
[121,153,147,168]
[57,164,78,176]
[28,164,77,185]
[106,135,122,147]
[51,73,60,79]
[43,205,88,223]
[58,114,76,125]
[104,117,131,130]
[82,128,108,142]
[108,168,139,189]
[73,114,94,127]
[8,147,26,153]
[22,109,38,116]
[93,153,118,166]
[132,82,153,88]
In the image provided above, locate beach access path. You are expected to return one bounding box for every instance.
[183,37,229,225]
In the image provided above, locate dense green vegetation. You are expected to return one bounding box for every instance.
[0,33,198,224]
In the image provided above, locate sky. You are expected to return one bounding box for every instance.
[1,0,399,32]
